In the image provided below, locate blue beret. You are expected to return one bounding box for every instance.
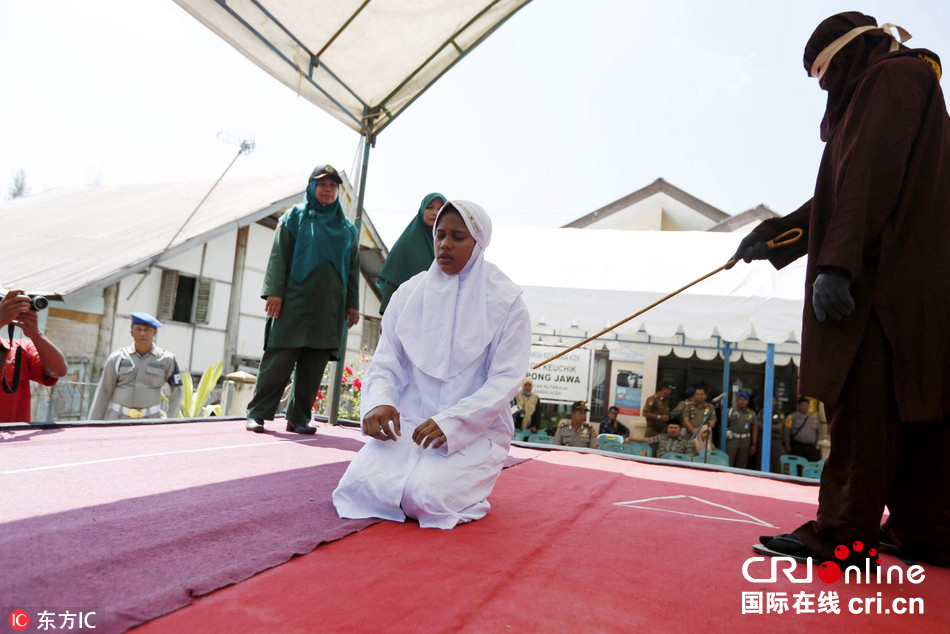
[130,312,162,328]
[737,390,751,400]
[685,387,696,397]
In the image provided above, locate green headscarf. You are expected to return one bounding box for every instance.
[282,179,358,284]
[376,192,445,313]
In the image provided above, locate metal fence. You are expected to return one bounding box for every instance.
[30,381,99,422]
[29,381,232,422]
[29,378,349,423]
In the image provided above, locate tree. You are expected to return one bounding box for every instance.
[8,169,29,198]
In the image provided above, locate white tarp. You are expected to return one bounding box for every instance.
[172,0,532,136]
[488,227,806,345]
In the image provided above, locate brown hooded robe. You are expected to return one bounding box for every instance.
[749,12,950,565]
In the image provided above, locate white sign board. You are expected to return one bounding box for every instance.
[525,345,592,404]
[608,349,645,363]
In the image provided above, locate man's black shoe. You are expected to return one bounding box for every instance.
[753,533,814,564]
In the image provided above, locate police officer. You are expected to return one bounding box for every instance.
[553,401,597,448]
[642,384,675,438]
[671,387,717,435]
[89,312,183,420]
[725,390,758,468]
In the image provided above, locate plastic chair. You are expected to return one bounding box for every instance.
[598,439,622,452]
[802,459,824,479]
[528,433,553,445]
[693,449,730,466]
[615,441,652,457]
[598,433,625,445]
[661,452,693,462]
[780,454,809,477]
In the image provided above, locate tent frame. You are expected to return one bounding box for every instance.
[202,0,531,137]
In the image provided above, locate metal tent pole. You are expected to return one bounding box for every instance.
[720,341,731,450]
[328,132,372,425]
[760,343,776,471]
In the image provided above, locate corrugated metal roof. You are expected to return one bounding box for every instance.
[1,174,309,298]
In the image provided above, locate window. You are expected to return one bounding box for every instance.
[361,315,381,354]
[158,269,213,325]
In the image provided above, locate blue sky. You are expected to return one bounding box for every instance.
[2,1,948,245]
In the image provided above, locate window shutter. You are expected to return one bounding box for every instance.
[194,277,213,325]
[361,315,381,353]
[158,270,178,321]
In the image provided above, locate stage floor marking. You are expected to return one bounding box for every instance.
[614,494,778,528]
[1,437,324,475]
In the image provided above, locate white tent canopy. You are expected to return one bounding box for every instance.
[173,0,532,137]
[488,227,806,345]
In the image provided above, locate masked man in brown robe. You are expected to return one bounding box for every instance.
[735,12,950,567]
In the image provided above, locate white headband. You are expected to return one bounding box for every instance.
[810,22,911,80]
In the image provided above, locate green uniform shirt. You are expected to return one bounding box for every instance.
[261,221,360,357]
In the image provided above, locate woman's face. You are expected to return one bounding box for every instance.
[423,197,444,227]
[434,210,475,275]
[315,179,339,206]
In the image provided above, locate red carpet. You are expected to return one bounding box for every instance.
[0,421,531,633]
[136,450,950,633]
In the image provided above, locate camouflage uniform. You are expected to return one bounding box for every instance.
[647,432,696,459]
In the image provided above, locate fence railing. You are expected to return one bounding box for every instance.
[30,381,99,422]
[29,379,346,423]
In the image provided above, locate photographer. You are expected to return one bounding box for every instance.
[0,289,68,422]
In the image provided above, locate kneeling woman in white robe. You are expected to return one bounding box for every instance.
[332,200,531,529]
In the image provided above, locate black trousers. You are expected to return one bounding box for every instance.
[794,312,950,566]
[247,347,333,425]
[789,440,822,463]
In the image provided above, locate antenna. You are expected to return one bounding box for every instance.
[125,133,256,300]
[217,131,256,157]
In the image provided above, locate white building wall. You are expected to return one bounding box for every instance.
[108,229,242,374]
[162,247,204,277]
[201,233,238,282]
[191,329,226,373]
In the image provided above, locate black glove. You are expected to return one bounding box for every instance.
[812,269,854,322]
[731,232,771,264]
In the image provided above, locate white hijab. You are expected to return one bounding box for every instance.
[394,200,523,381]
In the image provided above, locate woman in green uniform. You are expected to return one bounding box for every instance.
[246,165,360,434]
[376,192,445,315]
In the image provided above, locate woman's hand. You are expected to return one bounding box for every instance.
[362,405,401,441]
[412,418,447,449]
[264,296,282,318]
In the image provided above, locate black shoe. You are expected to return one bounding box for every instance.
[286,420,317,435]
[246,418,265,433]
[755,533,880,569]
[753,533,814,564]
[879,525,900,555]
